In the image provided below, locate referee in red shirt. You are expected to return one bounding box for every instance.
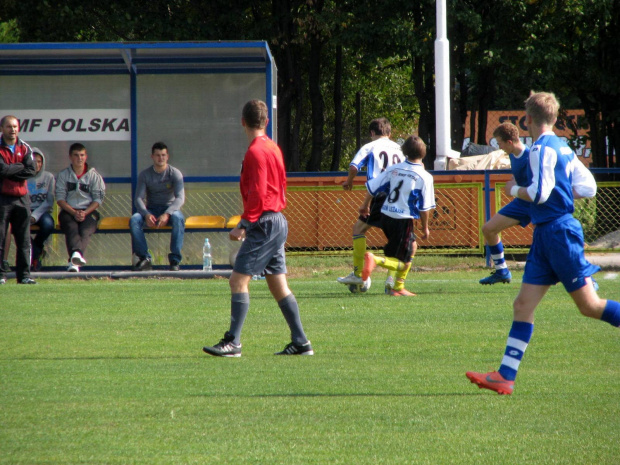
[203,100,313,357]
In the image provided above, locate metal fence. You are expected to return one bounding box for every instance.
[4,170,619,268]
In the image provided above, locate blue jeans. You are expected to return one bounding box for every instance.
[31,212,55,260]
[130,207,185,264]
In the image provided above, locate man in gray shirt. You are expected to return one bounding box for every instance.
[130,142,185,271]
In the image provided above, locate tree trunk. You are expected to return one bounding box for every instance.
[305,34,325,171]
[330,44,343,171]
[476,67,494,146]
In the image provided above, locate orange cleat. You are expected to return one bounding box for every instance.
[362,252,377,281]
[389,288,417,296]
[466,370,514,395]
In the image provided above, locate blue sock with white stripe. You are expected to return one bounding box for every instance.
[601,300,620,327]
[489,242,508,272]
[498,321,533,381]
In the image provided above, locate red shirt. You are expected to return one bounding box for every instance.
[240,135,287,223]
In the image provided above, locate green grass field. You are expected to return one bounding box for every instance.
[1,265,619,464]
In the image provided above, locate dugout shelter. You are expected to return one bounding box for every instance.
[0,41,277,192]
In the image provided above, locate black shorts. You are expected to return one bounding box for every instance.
[359,192,387,228]
[380,214,415,263]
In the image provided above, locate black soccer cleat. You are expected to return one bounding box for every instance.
[203,332,242,357]
[275,341,314,356]
[133,257,152,271]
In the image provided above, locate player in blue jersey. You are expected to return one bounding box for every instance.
[338,118,405,292]
[467,91,620,395]
[359,135,435,296]
[479,123,530,285]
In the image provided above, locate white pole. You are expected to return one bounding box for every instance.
[434,0,454,170]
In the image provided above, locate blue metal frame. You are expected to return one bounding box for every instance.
[1,41,276,212]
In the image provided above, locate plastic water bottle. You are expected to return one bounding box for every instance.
[202,238,212,271]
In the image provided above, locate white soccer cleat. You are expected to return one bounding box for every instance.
[337,272,363,286]
[360,277,371,293]
[71,251,87,266]
[67,262,80,272]
[384,275,395,294]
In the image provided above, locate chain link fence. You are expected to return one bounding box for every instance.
[4,171,619,268]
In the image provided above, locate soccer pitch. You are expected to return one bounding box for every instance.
[1,270,619,464]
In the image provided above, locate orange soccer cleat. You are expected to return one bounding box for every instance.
[466,370,514,395]
[389,288,417,297]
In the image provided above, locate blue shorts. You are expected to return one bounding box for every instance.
[234,211,288,276]
[498,198,531,228]
[523,214,600,293]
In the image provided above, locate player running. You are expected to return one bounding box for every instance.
[466,91,619,395]
[479,123,530,285]
[359,135,435,296]
[337,117,405,292]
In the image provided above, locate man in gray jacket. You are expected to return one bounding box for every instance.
[56,143,105,272]
[27,147,55,271]
[130,142,185,271]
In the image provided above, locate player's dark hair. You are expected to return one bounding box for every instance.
[69,142,86,154]
[401,135,426,161]
[493,122,520,143]
[151,141,168,154]
[369,117,391,137]
[242,100,268,129]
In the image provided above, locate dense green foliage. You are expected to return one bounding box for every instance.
[1,272,619,463]
[1,0,619,169]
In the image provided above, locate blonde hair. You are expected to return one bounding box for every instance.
[524,91,559,126]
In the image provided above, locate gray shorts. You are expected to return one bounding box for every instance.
[233,211,288,276]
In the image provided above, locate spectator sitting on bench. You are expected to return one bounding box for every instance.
[130,142,185,271]
[28,147,56,271]
[56,143,106,272]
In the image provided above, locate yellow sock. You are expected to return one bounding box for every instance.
[352,235,366,277]
[376,256,408,272]
[393,262,412,291]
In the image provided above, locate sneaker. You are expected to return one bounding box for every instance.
[202,333,242,357]
[133,257,152,271]
[466,370,514,395]
[337,272,363,286]
[275,341,314,355]
[19,278,37,284]
[362,252,377,281]
[67,262,80,272]
[479,269,511,285]
[71,251,87,266]
[389,288,416,296]
[169,263,180,271]
[384,275,395,294]
[31,258,42,272]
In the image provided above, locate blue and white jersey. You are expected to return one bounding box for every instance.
[510,146,530,187]
[350,137,404,181]
[366,160,435,220]
[526,132,596,225]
